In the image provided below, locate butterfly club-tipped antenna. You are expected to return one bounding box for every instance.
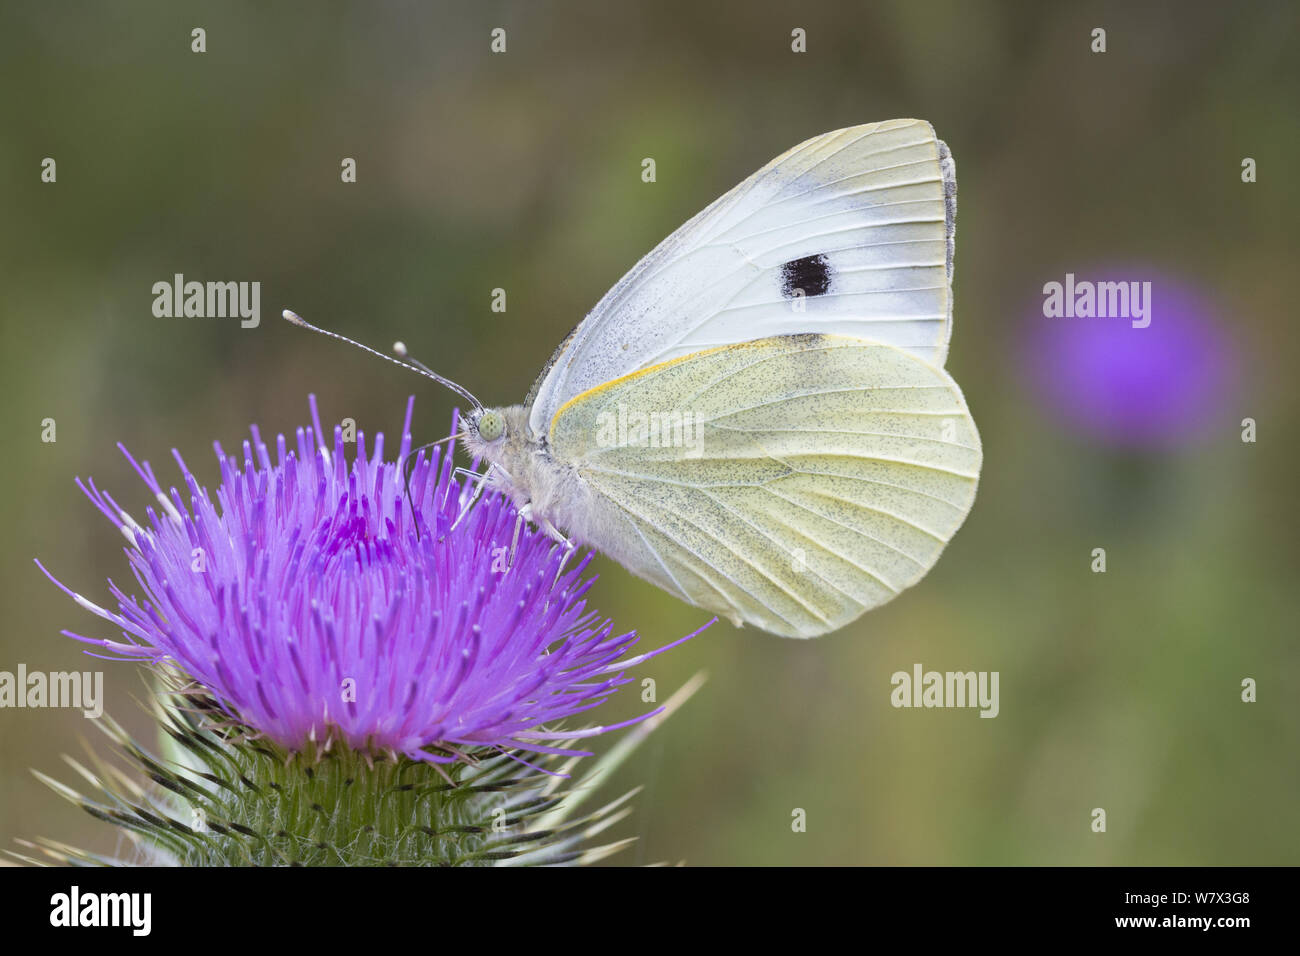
[393,340,442,380]
[282,308,483,539]
[281,309,483,412]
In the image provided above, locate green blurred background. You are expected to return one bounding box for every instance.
[1,0,1296,865]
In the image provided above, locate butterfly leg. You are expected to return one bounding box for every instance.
[451,463,508,532]
[550,538,578,593]
[504,500,576,598]
[542,541,579,614]
[525,512,577,608]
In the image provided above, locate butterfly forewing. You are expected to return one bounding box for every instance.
[527,119,957,439]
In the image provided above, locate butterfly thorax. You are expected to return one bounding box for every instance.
[462,404,588,538]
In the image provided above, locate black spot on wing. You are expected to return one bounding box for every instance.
[780,254,832,298]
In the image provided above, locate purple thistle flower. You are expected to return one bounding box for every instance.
[1023,269,1237,448]
[38,396,704,767]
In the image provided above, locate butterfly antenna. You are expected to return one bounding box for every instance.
[281,309,483,411]
[393,341,441,378]
[401,432,463,541]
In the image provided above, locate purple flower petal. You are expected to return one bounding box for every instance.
[1024,270,1238,447]
[39,396,706,764]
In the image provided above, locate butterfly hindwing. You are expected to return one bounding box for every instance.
[547,334,980,638]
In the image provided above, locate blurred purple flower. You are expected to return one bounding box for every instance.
[1025,270,1237,447]
[38,396,703,766]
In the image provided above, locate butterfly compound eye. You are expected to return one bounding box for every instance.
[478,410,505,442]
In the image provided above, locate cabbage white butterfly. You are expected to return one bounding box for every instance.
[285,119,980,638]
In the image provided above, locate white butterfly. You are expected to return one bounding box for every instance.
[287,118,980,638]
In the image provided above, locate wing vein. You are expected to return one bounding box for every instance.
[762,485,929,568]
[592,477,806,632]
[699,488,863,613]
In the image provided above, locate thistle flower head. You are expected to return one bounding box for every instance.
[39,396,700,767]
[1025,270,1235,447]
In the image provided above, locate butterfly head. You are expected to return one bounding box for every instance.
[461,405,541,506]
[462,405,532,461]
[472,408,506,443]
